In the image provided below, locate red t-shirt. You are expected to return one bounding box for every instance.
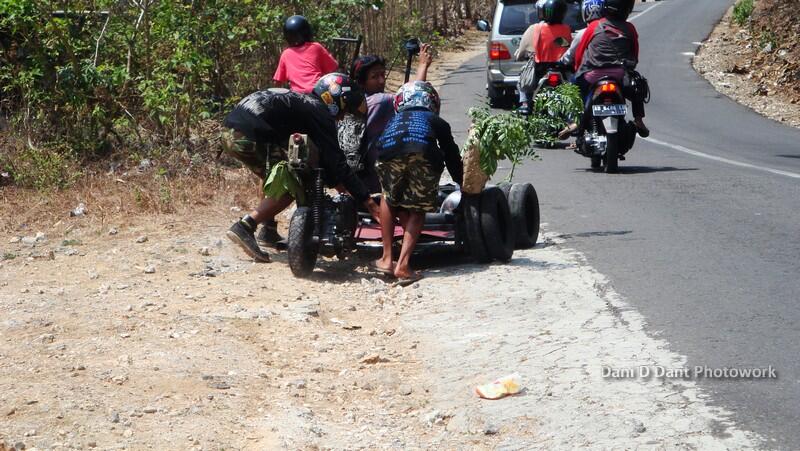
[273,42,339,94]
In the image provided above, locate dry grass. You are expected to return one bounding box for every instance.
[0,163,262,234]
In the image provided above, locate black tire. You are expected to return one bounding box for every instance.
[590,155,602,168]
[480,187,515,262]
[461,193,491,263]
[508,183,540,249]
[287,206,319,277]
[487,78,503,108]
[605,132,619,173]
[498,182,512,200]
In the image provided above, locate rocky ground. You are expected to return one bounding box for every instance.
[694,2,800,129]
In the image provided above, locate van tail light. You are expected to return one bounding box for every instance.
[547,73,561,87]
[489,42,511,60]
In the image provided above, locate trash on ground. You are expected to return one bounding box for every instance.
[475,373,522,400]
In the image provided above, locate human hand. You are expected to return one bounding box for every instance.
[418,43,433,67]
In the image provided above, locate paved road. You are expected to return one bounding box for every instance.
[440,0,800,448]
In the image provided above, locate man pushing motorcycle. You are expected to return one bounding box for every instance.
[221,73,381,262]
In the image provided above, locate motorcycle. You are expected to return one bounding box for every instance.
[284,38,540,278]
[574,75,638,173]
[284,132,537,277]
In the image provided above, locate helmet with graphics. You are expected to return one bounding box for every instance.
[312,73,367,117]
[393,80,441,114]
[582,0,606,23]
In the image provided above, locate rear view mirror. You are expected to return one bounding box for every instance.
[476,20,491,32]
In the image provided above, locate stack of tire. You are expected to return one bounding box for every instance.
[460,182,540,263]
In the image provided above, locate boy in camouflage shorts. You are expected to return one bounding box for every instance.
[373,81,463,283]
[220,129,287,180]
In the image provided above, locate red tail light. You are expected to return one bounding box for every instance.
[600,83,618,93]
[547,73,561,87]
[489,42,511,60]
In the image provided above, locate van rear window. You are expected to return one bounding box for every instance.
[499,4,538,35]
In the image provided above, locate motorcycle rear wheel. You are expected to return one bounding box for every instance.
[605,133,620,174]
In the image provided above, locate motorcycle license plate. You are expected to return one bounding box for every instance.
[592,104,627,117]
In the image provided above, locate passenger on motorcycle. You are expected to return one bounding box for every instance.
[221,73,381,262]
[349,45,433,193]
[514,0,572,115]
[273,15,339,93]
[557,0,605,139]
[573,0,649,137]
[373,81,464,282]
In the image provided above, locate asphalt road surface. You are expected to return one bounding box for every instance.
[439,0,800,448]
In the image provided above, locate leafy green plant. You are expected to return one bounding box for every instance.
[533,83,584,134]
[466,108,541,180]
[733,0,754,26]
[263,161,305,204]
[467,83,582,180]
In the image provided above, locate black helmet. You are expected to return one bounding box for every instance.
[541,0,567,24]
[603,0,634,20]
[283,15,312,47]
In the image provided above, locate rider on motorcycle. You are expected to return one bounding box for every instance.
[557,0,605,139]
[515,0,572,115]
[572,0,649,137]
[222,73,381,262]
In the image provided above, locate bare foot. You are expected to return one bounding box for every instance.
[370,259,395,276]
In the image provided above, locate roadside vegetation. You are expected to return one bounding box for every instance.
[0,0,492,193]
[732,0,754,26]
[728,1,800,102]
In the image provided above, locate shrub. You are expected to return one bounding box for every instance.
[733,0,754,26]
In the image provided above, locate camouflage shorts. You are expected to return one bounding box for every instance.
[376,153,440,213]
[220,129,287,179]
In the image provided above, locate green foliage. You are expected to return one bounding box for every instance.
[467,83,582,179]
[466,108,541,178]
[533,83,583,133]
[263,161,305,204]
[2,252,17,260]
[7,145,80,190]
[0,0,488,189]
[733,0,754,26]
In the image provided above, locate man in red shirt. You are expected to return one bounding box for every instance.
[273,16,338,94]
[514,0,572,115]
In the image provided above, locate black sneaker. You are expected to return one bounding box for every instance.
[226,221,270,263]
[256,221,287,251]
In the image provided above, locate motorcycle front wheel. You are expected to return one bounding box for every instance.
[287,206,319,277]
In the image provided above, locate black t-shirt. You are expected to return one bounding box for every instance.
[223,90,369,203]
[375,109,464,185]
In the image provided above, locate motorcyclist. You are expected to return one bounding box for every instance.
[221,73,381,262]
[557,0,606,139]
[514,0,572,115]
[349,45,433,193]
[273,15,339,93]
[572,0,649,137]
[373,81,464,283]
